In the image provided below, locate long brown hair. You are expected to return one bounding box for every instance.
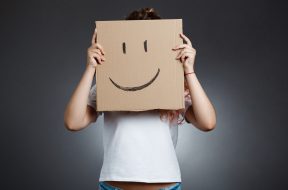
[124,7,191,125]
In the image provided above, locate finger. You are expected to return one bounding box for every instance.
[91,28,97,45]
[90,48,104,56]
[88,46,104,59]
[179,33,192,47]
[91,43,105,55]
[95,43,105,55]
[92,52,106,61]
[91,53,103,64]
[176,49,194,59]
[176,51,191,62]
[176,48,193,57]
[93,52,105,61]
[172,44,191,50]
[184,56,190,66]
[180,52,191,63]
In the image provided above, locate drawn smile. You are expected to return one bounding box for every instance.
[109,68,160,91]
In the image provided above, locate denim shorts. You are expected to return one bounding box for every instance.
[98,181,181,190]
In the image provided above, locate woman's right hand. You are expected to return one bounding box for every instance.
[86,28,106,69]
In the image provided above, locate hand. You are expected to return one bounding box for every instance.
[172,33,196,73]
[86,28,106,69]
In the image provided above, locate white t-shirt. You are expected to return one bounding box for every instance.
[87,84,192,183]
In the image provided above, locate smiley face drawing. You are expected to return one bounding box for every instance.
[108,40,160,91]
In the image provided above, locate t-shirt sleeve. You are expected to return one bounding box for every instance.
[87,84,103,115]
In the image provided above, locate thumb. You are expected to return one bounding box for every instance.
[95,28,97,42]
[91,28,97,45]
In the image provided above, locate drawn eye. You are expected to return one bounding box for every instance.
[144,40,147,52]
[122,42,126,54]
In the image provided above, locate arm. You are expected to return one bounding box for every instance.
[184,68,217,131]
[64,27,105,131]
[173,33,216,132]
[64,66,99,131]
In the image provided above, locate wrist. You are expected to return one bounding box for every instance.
[85,64,96,75]
[184,71,195,78]
[184,66,194,74]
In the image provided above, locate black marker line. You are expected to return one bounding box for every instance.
[144,40,147,52]
[109,68,160,91]
[122,42,126,54]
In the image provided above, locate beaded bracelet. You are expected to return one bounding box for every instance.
[184,71,195,76]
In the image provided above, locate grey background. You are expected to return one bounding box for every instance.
[1,0,287,189]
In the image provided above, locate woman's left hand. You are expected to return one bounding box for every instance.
[172,33,196,73]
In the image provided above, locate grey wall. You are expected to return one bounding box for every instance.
[1,0,287,189]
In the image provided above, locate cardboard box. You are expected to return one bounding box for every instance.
[95,19,184,111]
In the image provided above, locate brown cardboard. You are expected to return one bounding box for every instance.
[95,19,184,111]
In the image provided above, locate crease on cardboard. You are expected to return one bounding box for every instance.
[173,20,178,109]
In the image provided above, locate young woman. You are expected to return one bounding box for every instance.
[64,7,216,190]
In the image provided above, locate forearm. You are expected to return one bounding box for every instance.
[184,67,216,130]
[64,65,96,130]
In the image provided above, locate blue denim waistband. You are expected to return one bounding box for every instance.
[98,181,181,190]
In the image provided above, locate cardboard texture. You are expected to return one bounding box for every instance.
[95,19,184,111]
